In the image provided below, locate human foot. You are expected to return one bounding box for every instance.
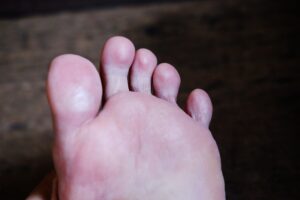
[28,36,225,200]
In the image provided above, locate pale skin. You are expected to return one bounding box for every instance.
[26,36,225,200]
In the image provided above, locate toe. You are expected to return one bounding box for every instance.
[186,89,213,128]
[153,63,181,104]
[100,36,135,99]
[130,48,157,94]
[47,54,102,135]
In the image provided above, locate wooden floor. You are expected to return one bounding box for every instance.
[0,0,298,199]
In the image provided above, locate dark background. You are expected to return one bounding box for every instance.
[0,0,299,199]
[1,0,184,18]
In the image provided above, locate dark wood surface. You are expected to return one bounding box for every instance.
[0,0,187,18]
[0,0,299,199]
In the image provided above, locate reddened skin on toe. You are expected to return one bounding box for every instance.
[101,36,135,70]
[47,54,102,133]
[153,63,181,104]
[100,36,135,98]
[130,48,157,93]
[186,89,213,127]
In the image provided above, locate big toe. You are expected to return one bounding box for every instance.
[47,54,102,136]
[186,89,213,128]
[100,36,135,99]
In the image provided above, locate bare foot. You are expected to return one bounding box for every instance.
[27,36,225,200]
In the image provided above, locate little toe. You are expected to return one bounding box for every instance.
[153,63,181,104]
[100,36,135,99]
[47,54,102,136]
[186,89,213,128]
[130,48,157,94]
